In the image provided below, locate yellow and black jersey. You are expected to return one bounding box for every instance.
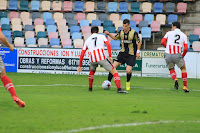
[115,28,140,55]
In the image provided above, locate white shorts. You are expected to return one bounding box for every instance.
[165,53,184,69]
[0,56,5,73]
[90,58,113,71]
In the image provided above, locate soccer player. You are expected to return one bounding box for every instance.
[0,26,26,107]
[161,22,189,93]
[104,19,141,91]
[77,26,127,93]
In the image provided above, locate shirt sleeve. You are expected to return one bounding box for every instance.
[134,32,140,43]
[163,32,169,39]
[103,35,108,42]
[82,41,88,50]
[115,31,121,40]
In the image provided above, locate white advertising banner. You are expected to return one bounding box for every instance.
[17,48,91,74]
[175,52,198,78]
[197,52,200,79]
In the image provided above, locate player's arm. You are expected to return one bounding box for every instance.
[104,30,119,40]
[0,30,14,51]
[104,40,112,64]
[161,32,168,48]
[182,35,188,57]
[135,32,141,59]
[77,45,88,74]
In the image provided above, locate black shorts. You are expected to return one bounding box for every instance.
[115,52,136,67]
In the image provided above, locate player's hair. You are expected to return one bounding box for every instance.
[91,26,99,33]
[172,22,180,29]
[123,19,130,25]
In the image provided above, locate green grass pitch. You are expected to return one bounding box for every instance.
[0,73,200,133]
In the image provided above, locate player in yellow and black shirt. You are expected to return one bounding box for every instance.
[104,19,141,91]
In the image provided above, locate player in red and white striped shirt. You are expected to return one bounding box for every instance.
[0,26,25,107]
[161,22,189,92]
[77,26,127,93]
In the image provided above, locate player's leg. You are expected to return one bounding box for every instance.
[126,65,133,90]
[0,70,25,107]
[108,61,121,82]
[165,53,178,89]
[180,63,189,93]
[101,59,127,93]
[175,54,189,92]
[108,52,124,82]
[88,62,97,91]
[125,55,136,91]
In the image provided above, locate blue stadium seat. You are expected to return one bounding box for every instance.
[2,30,11,38]
[30,1,40,11]
[141,27,151,39]
[98,14,108,23]
[91,20,101,26]
[139,21,148,30]
[96,2,106,12]
[189,34,199,47]
[45,19,55,26]
[37,32,47,39]
[43,12,52,22]
[68,20,78,27]
[111,40,121,50]
[121,14,131,21]
[65,13,74,23]
[153,2,163,13]
[1,24,10,31]
[168,14,178,25]
[131,2,140,13]
[47,25,57,34]
[70,26,80,34]
[72,32,82,42]
[26,38,36,46]
[32,12,41,21]
[24,25,34,31]
[108,2,117,12]
[9,1,18,10]
[166,2,175,13]
[20,0,29,11]
[7,38,13,44]
[104,27,115,33]
[119,2,128,13]
[50,39,60,47]
[13,31,23,38]
[74,1,84,12]
[103,20,113,28]
[144,14,154,25]
[80,20,89,29]
[0,11,7,19]
[130,21,137,27]
[1,18,10,25]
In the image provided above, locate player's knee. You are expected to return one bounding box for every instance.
[126,69,132,74]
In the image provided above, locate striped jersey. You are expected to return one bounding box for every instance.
[83,33,108,62]
[163,29,188,54]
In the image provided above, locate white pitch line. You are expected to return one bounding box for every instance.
[0,84,199,91]
[48,120,200,133]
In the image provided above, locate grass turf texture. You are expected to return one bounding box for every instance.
[0,73,200,133]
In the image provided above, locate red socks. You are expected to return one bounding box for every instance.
[170,70,177,81]
[1,76,18,101]
[88,71,95,88]
[182,72,187,87]
[113,73,121,89]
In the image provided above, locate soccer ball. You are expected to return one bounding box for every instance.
[102,80,111,90]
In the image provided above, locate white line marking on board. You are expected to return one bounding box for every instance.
[0,84,199,91]
[48,120,200,133]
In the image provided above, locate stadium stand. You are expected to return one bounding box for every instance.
[0,0,197,50]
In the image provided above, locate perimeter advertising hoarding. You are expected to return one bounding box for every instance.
[0,48,17,72]
[142,51,171,77]
[17,48,90,75]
